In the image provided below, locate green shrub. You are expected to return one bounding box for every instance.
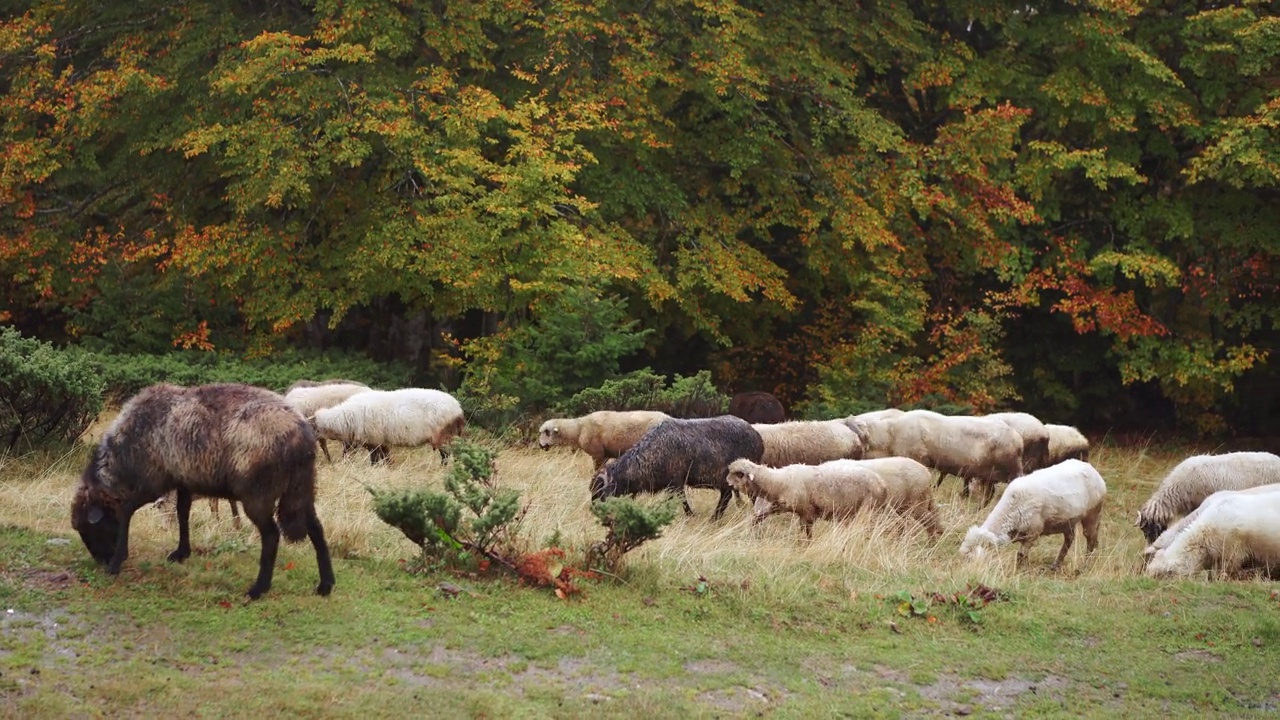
[458,287,653,420]
[77,348,417,404]
[0,327,104,452]
[587,497,679,573]
[554,369,729,418]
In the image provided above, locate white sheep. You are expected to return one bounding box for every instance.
[959,459,1107,570]
[1142,483,1280,566]
[861,409,1023,505]
[284,382,373,462]
[985,412,1051,472]
[726,458,887,539]
[1045,424,1090,465]
[753,420,864,467]
[1134,451,1280,543]
[537,410,670,470]
[1145,485,1280,579]
[312,388,465,464]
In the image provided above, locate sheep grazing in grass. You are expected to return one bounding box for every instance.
[537,410,671,471]
[70,383,335,600]
[959,459,1107,570]
[1134,451,1280,543]
[851,457,943,536]
[861,410,1023,505]
[1142,484,1280,568]
[312,388,465,465]
[726,458,887,539]
[590,416,764,521]
[728,391,786,424]
[753,420,865,467]
[1045,424,1090,465]
[1145,484,1280,579]
[985,412,1051,473]
[284,380,372,462]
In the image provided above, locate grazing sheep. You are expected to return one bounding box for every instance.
[728,391,786,424]
[862,410,1024,505]
[959,459,1107,570]
[537,410,671,470]
[1145,485,1280,579]
[985,412,1051,473]
[726,458,887,538]
[852,457,943,536]
[1134,451,1280,543]
[312,388,465,465]
[1142,484,1280,567]
[284,381,373,462]
[70,383,334,599]
[590,416,764,521]
[1045,424,1090,465]
[753,420,864,467]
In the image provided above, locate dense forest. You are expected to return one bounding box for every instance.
[2,0,1278,435]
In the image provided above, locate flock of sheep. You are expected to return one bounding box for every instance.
[539,405,1280,581]
[67,380,1280,600]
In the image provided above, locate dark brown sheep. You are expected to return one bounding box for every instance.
[71,383,335,600]
[590,416,765,520]
[728,391,786,424]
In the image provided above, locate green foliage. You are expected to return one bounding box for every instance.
[887,585,1009,626]
[555,369,729,419]
[458,287,653,416]
[586,497,679,574]
[0,327,104,452]
[370,439,522,568]
[75,348,415,403]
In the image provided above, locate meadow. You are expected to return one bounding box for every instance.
[1,426,1278,718]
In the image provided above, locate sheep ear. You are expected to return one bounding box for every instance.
[87,505,105,524]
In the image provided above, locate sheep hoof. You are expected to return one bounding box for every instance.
[316,582,334,597]
[105,563,123,576]
[246,585,268,601]
[166,548,190,563]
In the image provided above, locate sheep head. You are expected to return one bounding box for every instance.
[1134,513,1165,544]
[958,526,1000,560]
[537,420,562,450]
[724,462,757,499]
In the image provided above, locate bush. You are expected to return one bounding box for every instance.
[76,347,418,404]
[0,327,104,452]
[457,287,653,420]
[586,497,679,573]
[554,369,729,418]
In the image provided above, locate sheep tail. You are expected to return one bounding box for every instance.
[275,446,319,544]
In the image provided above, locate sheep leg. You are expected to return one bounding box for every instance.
[438,447,449,465]
[680,488,694,516]
[229,500,243,531]
[1051,527,1075,572]
[1015,537,1036,568]
[106,497,148,576]
[978,480,997,507]
[318,438,333,464]
[369,445,391,465]
[1081,507,1102,556]
[305,509,335,597]
[243,503,281,600]
[711,487,733,521]
[208,497,220,520]
[167,487,194,563]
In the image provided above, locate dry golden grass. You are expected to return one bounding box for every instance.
[0,429,1196,596]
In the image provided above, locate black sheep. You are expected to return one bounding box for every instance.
[728,391,786,424]
[590,416,765,520]
[71,383,335,600]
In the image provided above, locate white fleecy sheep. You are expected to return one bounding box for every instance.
[537,410,670,470]
[726,458,887,539]
[1045,424,1090,466]
[860,409,1024,505]
[312,388,465,465]
[985,412,1051,473]
[753,420,865,467]
[959,459,1107,570]
[1134,451,1280,543]
[284,381,373,462]
[1141,483,1280,567]
[1144,484,1280,579]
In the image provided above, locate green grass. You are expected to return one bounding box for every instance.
[2,437,1279,718]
